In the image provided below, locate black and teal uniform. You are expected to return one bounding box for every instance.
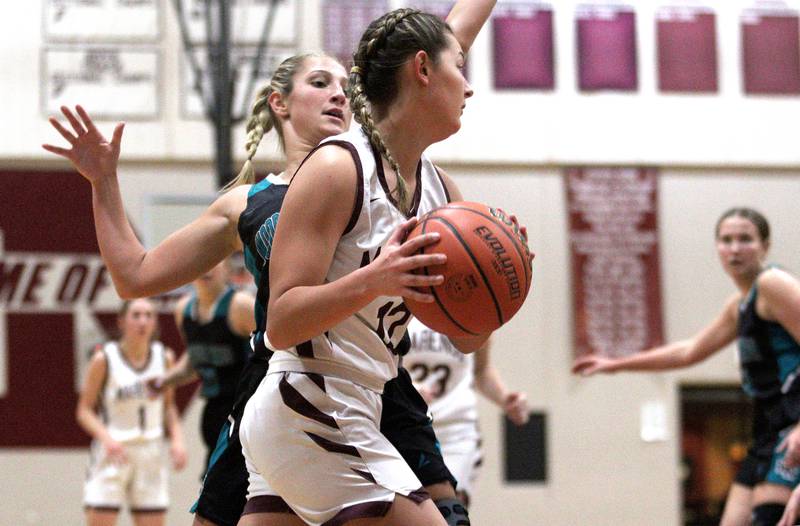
[735,269,800,488]
[192,172,457,526]
[182,286,250,469]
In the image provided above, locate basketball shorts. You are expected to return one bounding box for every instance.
[435,421,482,498]
[240,371,430,526]
[735,425,800,488]
[192,354,270,526]
[83,439,168,512]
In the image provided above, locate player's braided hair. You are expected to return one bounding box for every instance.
[349,8,451,214]
[223,53,323,192]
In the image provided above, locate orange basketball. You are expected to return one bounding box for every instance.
[404,202,533,338]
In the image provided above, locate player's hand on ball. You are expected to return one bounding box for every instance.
[367,217,446,302]
[42,105,125,186]
[504,392,530,426]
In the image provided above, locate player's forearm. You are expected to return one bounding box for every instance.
[162,361,198,388]
[475,365,510,407]
[267,266,379,349]
[447,0,496,53]
[165,402,184,443]
[91,177,150,298]
[608,340,695,372]
[76,406,113,444]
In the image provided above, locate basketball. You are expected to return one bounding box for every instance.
[404,202,533,338]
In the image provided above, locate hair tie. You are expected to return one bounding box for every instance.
[350,66,363,76]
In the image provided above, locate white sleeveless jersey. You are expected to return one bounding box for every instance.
[269,128,451,392]
[403,318,478,427]
[99,341,167,443]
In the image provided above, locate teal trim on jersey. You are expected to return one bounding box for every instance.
[243,246,261,284]
[190,420,231,513]
[184,292,196,319]
[214,287,235,318]
[254,212,280,263]
[248,177,272,197]
[770,324,800,382]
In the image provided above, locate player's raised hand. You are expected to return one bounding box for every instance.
[42,105,125,185]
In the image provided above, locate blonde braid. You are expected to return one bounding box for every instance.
[222,53,320,192]
[350,9,421,214]
[222,84,275,192]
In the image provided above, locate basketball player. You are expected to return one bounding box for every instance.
[45,6,494,525]
[234,7,526,525]
[573,208,800,526]
[148,260,254,471]
[76,298,187,526]
[404,318,531,506]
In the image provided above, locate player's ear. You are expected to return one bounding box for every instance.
[269,91,289,118]
[413,51,430,86]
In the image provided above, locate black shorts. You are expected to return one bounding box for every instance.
[192,353,270,526]
[381,367,458,489]
[193,361,456,526]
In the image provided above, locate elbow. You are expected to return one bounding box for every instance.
[266,321,291,351]
[111,279,138,300]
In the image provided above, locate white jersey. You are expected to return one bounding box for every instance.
[403,318,478,428]
[269,128,450,392]
[99,341,167,443]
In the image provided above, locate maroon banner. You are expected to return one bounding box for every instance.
[565,168,664,359]
[657,7,718,93]
[741,9,800,94]
[493,3,554,90]
[322,0,390,67]
[0,171,193,448]
[576,4,638,91]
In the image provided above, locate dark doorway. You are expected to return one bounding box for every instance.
[681,385,752,526]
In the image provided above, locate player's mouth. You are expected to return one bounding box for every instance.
[323,108,344,122]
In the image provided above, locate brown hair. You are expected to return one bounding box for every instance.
[349,9,452,213]
[715,207,770,242]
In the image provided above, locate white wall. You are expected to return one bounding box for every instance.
[4,1,800,525]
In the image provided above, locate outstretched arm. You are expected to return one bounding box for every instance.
[447,0,496,54]
[573,294,740,375]
[473,338,530,425]
[43,105,245,298]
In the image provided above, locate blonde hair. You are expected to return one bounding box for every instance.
[349,9,452,214]
[223,53,330,192]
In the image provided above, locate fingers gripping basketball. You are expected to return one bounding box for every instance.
[404,202,533,338]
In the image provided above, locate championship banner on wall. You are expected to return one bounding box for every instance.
[565,167,664,359]
[0,172,190,448]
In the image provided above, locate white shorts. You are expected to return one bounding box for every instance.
[83,439,168,512]
[436,421,482,498]
[240,371,429,525]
